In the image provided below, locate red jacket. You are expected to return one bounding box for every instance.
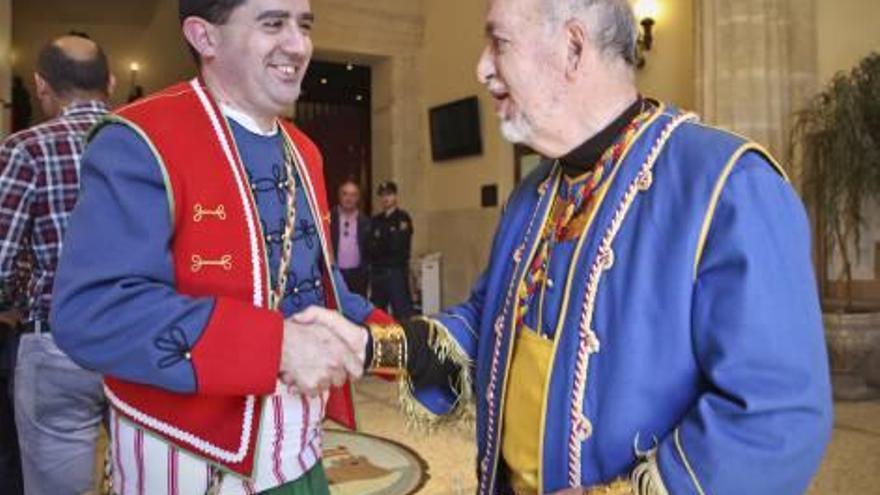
[101,79,392,477]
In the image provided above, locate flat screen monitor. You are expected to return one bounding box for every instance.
[429,96,483,162]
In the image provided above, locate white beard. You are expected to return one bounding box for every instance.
[499,112,533,144]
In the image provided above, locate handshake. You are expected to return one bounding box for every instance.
[277,306,370,396]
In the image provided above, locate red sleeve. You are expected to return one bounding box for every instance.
[190,297,283,395]
[365,308,395,326]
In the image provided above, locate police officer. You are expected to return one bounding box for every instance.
[369,181,414,318]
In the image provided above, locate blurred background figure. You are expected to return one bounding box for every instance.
[0,34,113,495]
[369,181,414,318]
[331,178,371,297]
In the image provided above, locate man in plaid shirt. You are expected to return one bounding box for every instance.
[0,34,114,495]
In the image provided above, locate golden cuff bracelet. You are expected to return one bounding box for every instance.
[366,322,408,374]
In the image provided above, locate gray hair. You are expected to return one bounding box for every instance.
[545,0,639,66]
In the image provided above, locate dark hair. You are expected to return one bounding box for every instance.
[338,177,361,194]
[179,0,248,63]
[36,41,110,97]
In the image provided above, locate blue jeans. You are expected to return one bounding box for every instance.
[14,332,106,495]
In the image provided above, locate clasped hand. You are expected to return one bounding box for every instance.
[278,306,369,396]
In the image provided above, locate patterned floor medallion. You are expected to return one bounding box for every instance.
[325,429,429,495]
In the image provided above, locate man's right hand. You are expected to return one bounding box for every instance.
[278,315,364,396]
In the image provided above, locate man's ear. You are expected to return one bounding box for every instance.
[34,72,51,97]
[564,19,588,79]
[182,16,221,62]
[106,73,117,97]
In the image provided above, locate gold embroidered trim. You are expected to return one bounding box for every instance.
[193,203,227,222]
[674,428,707,495]
[191,254,233,272]
[398,317,475,431]
[366,322,407,374]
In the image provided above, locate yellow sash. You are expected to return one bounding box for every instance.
[502,325,554,494]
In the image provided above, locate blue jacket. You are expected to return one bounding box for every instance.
[413,105,832,493]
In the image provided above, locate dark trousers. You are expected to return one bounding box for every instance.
[340,266,369,298]
[370,266,414,318]
[0,327,23,495]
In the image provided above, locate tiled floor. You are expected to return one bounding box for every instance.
[352,377,880,495]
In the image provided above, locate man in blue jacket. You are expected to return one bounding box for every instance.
[296,0,833,493]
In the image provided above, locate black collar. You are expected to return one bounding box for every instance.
[560,97,644,177]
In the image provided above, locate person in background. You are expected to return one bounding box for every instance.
[369,180,414,318]
[331,178,371,297]
[0,34,114,495]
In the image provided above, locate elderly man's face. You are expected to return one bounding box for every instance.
[211,0,313,118]
[477,0,564,146]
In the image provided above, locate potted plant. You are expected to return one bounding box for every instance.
[792,52,880,400]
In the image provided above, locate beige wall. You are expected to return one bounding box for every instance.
[636,0,695,110]
[0,0,11,137]
[816,0,880,83]
[815,0,880,281]
[418,0,509,304]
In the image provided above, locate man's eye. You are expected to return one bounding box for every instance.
[263,20,284,30]
[299,21,313,32]
[493,38,509,51]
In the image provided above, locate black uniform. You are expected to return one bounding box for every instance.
[369,208,414,318]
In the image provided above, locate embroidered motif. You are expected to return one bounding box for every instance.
[193,203,227,222]
[514,110,653,337]
[283,265,324,309]
[191,254,233,272]
[293,219,319,250]
[153,327,192,369]
[247,163,293,205]
[261,218,286,258]
[190,80,264,308]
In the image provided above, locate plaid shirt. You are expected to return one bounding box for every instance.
[0,100,108,322]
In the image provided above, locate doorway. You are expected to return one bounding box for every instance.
[295,60,372,214]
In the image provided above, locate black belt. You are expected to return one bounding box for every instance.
[21,321,50,334]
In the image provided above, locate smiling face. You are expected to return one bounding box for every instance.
[476,0,567,148]
[199,0,314,120]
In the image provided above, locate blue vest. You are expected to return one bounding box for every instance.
[415,105,831,494]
